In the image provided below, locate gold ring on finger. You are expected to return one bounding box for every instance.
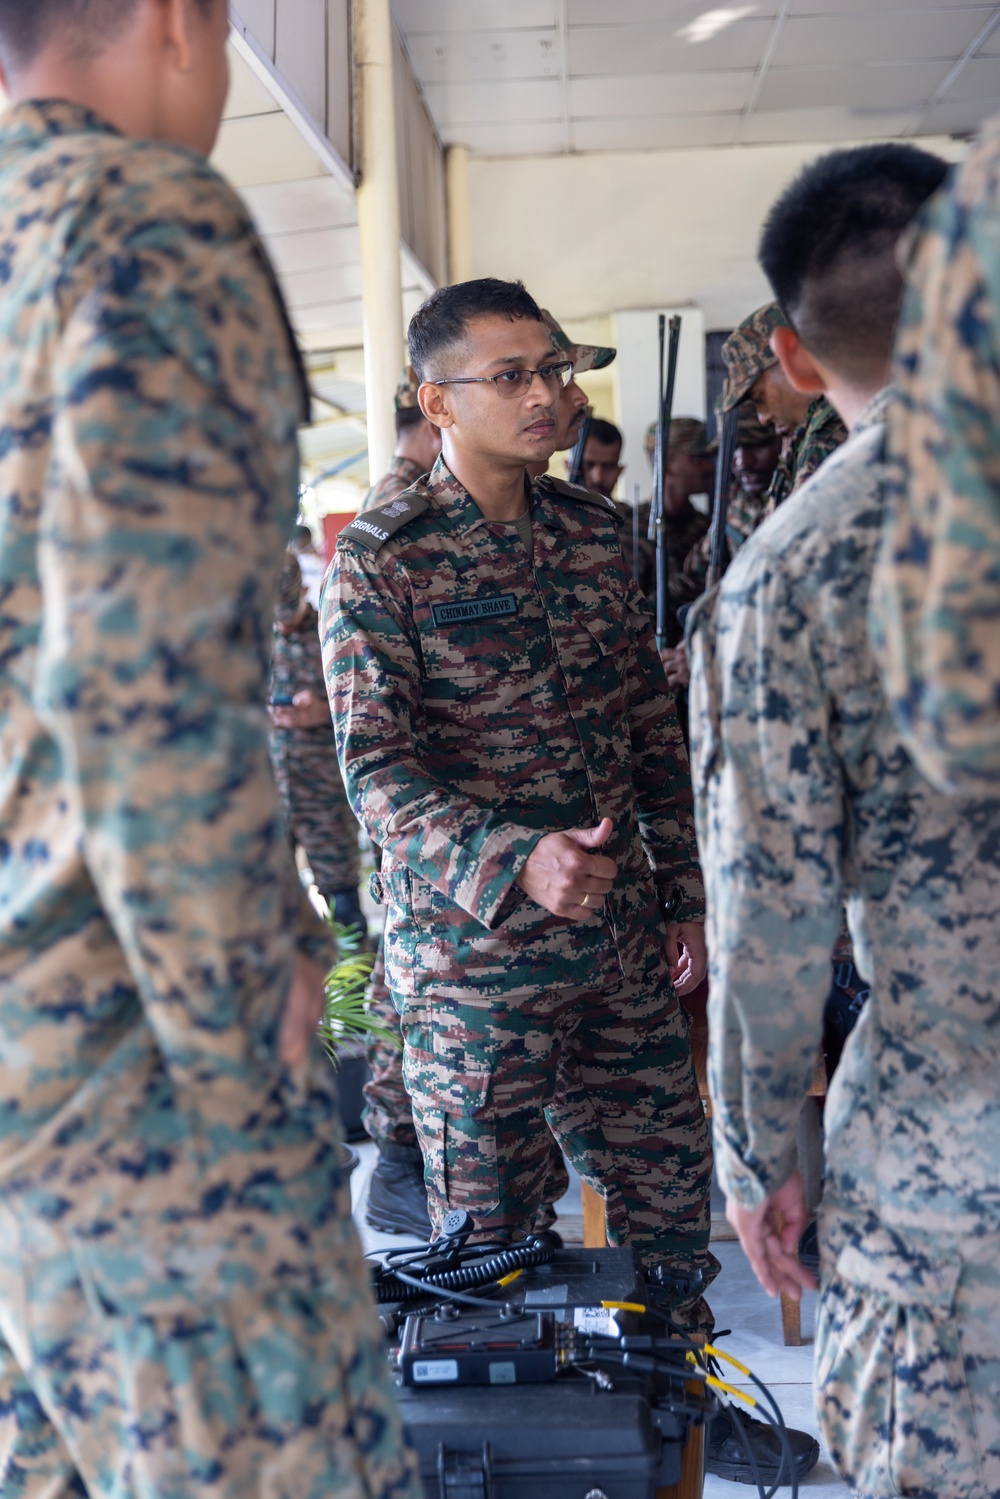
[581,893,590,907]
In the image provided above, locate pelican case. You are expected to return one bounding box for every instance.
[390,1247,699,1499]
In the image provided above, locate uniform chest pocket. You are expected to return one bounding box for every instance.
[423,626,537,742]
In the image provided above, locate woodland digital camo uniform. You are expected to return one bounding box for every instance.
[0,102,418,1499]
[875,121,1000,796]
[269,561,361,902]
[765,395,847,514]
[322,458,715,1315]
[688,391,1000,1496]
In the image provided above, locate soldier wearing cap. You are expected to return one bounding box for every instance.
[525,307,618,477]
[360,366,442,514]
[720,301,847,515]
[619,418,713,616]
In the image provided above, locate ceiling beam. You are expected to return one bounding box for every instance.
[735,0,794,146]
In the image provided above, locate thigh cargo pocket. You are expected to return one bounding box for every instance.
[815,1229,983,1498]
[403,1050,499,1216]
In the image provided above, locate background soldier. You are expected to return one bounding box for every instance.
[269,555,363,937]
[874,119,1000,797]
[577,414,625,499]
[685,144,1000,1499]
[323,278,716,1323]
[361,366,442,513]
[619,418,713,611]
[0,0,419,1494]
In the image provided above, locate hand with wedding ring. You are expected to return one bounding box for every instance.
[516,816,616,921]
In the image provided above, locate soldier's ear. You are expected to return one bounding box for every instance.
[771,326,826,398]
[418,381,453,430]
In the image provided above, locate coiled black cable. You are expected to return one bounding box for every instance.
[371,1234,555,1305]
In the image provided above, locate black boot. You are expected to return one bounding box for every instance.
[366,1142,432,1237]
[706,1401,820,1486]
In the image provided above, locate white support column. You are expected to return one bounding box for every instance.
[353,0,404,484]
[446,143,473,284]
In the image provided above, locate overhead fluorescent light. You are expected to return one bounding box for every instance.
[678,6,757,44]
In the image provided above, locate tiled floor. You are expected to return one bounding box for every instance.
[351,1143,849,1497]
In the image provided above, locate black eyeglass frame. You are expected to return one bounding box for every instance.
[432,360,575,397]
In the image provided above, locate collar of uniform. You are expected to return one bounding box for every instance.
[423,454,535,536]
[854,385,892,434]
[4,99,123,143]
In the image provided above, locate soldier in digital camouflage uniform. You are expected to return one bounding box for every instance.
[687,144,1000,1498]
[361,314,616,1237]
[322,278,716,1325]
[0,3,419,1495]
[360,366,442,515]
[619,418,712,616]
[269,555,363,932]
[874,119,1000,798]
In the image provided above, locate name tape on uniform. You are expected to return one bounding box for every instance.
[431,594,517,628]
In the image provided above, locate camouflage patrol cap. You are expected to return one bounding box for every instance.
[541,309,616,374]
[394,365,420,411]
[719,302,790,412]
[275,554,305,627]
[643,416,710,459]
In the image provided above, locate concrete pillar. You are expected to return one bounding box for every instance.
[353,0,404,484]
[446,143,473,284]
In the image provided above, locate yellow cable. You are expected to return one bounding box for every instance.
[705,1374,757,1408]
[497,1268,524,1289]
[704,1343,752,1378]
[600,1300,646,1314]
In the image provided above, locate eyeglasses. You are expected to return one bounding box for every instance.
[434,361,574,399]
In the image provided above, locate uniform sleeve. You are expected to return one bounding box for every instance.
[35,218,332,1085]
[875,147,1000,795]
[688,550,842,1207]
[322,545,543,930]
[624,581,705,918]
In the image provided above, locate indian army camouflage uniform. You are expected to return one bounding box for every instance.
[874,118,1000,797]
[672,403,780,606]
[0,102,418,1498]
[361,454,426,516]
[618,418,711,617]
[269,556,361,904]
[322,456,716,1327]
[764,395,848,515]
[688,388,1000,1497]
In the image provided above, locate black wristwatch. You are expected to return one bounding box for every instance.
[658,883,684,923]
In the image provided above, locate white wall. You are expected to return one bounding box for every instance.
[468,136,964,332]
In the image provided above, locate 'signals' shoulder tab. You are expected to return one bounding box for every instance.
[540,475,623,524]
[339,491,431,552]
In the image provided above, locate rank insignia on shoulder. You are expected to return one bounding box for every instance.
[340,492,430,551]
[542,475,622,521]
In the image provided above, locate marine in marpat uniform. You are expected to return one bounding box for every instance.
[323,279,717,1324]
[269,555,363,933]
[0,4,418,1494]
[689,144,1000,1498]
[360,365,442,514]
[874,118,1000,796]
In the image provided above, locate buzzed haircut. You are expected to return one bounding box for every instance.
[587,417,622,450]
[408,278,544,384]
[0,0,211,68]
[758,143,949,384]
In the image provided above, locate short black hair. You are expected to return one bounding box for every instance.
[0,0,212,68]
[586,417,623,451]
[758,143,949,383]
[407,278,544,384]
[395,406,427,436]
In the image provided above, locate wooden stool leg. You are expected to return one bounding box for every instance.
[580,1181,608,1248]
[781,1291,802,1346]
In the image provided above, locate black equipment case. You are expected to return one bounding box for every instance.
[388,1247,700,1499]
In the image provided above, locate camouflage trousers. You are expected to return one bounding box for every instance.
[269,728,360,897]
[816,1209,1000,1498]
[364,933,571,1222]
[0,1220,420,1498]
[393,962,715,1332]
